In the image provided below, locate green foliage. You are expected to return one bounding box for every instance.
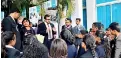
[57,0,74,18]
[12,0,30,13]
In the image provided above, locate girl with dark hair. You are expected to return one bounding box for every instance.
[2,31,21,58]
[22,34,49,58]
[95,30,106,58]
[20,18,35,51]
[60,29,77,58]
[78,34,98,58]
[21,18,35,35]
[77,30,88,57]
[50,38,67,58]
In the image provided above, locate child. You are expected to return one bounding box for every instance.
[3,31,21,58]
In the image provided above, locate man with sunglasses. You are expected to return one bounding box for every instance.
[37,14,56,50]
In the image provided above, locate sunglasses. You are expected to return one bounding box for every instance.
[46,19,50,20]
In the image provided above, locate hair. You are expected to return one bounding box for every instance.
[95,30,105,44]
[80,30,88,35]
[1,32,6,58]
[50,38,67,58]
[109,22,120,32]
[22,34,48,58]
[76,18,81,21]
[90,28,92,32]
[44,14,50,19]
[2,31,15,45]
[38,19,42,22]
[106,28,109,31]
[101,24,104,29]
[93,22,102,30]
[83,34,97,57]
[66,18,72,23]
[22,18,31,25]
[83,34,96,48]
[60,29,75,45]
[10,7,20,13]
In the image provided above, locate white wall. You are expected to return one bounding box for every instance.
[86,0,97,31]
[59,0,83,34]
[71,0,83,27]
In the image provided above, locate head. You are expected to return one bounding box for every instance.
[95,30,102,44]
[17,16,24,24]
[92,22,102,32]
[105,28,111,36]
[76,18,81,25]
[109,22,120,36]
[83,34,96,48]
[65,18,72,26]
[22,18,31,27]
[89,28,95,35]
[44,14,51,24]
[101,24,104,30]
[2,31,16,46]
[9,7,20,19]
[22,34,49,58]
[79,30,88,39]
[50,38,67,58]
[60,29,75,45]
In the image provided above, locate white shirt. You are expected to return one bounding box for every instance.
[44,22,53,39]
[5,45,15,49]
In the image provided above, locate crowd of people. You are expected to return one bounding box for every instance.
[1,7,121,58]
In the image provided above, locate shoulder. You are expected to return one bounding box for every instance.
[38,22,45,27]
[6,48,20,57]
[62,25,65,27]
[2,16,11,23]
[50,23,54,27]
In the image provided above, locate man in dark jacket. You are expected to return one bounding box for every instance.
[62,18,73,34]
[109,22,121,58]
[2,7,22,52]
[37,14,56,50]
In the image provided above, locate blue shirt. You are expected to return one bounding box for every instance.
[67,44,77,58]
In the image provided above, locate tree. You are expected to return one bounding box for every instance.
[57,0,74,18]
[11,0,32,18]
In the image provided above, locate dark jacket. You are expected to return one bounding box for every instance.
[60,29,77,58]
[37,22,56,49]
[6,48,21,58]
[20,27,35,36]
[20,27,35,49]
[2,16,22,51]
[67,44,77,58]
[96,45,105,58]
[110,39,116,58]
[62,25,73,34]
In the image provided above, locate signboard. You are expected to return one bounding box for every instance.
[29,6,41,26]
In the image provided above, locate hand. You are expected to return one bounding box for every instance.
[53,35,56,39]
[75,34,79,37]
[81,42,87,51]
[52,27,56,31]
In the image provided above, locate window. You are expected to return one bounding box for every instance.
[96,0,115,4]
[112,3,121,25]
[97,5,111,29]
